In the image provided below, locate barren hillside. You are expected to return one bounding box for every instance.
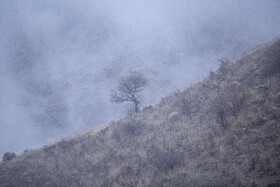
[0,39,280,186]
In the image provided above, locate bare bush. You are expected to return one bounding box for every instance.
[153,149,183,172]
[218,58,229,66]
[112,119,146,143]
[218,58,230,76]
[209,69,215,78]
[226,84,246,118]
[2,152,16,162]
[122,120,145,136]
[213,96,228,128]
[212,83,246,127]
[179,97,192,117]
[263,45,280,77]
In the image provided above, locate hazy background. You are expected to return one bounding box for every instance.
[1,0,280,156]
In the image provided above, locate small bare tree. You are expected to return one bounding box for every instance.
[111,71,147,113]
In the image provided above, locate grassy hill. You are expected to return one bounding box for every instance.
[0,39,280,186]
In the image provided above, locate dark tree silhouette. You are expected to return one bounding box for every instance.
[111,71,147,113]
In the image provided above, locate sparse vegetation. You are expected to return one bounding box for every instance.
[0,39,280,186]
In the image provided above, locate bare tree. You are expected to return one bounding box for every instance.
[111,71,147,113]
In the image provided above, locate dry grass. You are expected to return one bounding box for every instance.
[0,39,280,186]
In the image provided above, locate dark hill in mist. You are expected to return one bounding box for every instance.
[0,39,280,186]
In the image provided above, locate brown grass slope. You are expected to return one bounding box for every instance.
[1,39,280,186]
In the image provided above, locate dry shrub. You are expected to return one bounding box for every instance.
[43,145,57,157]
[122,120,146,136]
[112,119,146,143]
[218,58,230,76]
[178,97,192,117]
[147,148,184,173]
[2,152,17,163]
[115,166,140,186]
[212,83,246,128]
[177,92,199,119]
[212,94,229,128]
[262,41,280,77]
[226,84,246,118]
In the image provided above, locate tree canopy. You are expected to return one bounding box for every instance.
[111,71,147,113]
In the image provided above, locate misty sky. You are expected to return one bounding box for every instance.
[0,0,280,156]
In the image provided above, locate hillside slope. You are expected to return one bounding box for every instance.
[0,39,280,186]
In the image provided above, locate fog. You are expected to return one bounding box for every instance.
[0,0,280,156]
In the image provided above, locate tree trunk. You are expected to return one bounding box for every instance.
[133,99,139,113]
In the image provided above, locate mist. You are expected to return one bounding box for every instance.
[1,0,280,156]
